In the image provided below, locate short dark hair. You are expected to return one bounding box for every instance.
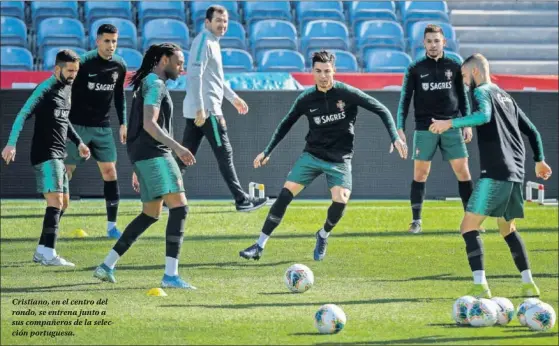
[205,5,227,21]
[55,49,80,67]
[311,50,336,67]
[424,24,444,38]
[97,23,118,37]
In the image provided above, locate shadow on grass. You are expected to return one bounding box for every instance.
[368,272,558,282]
[79,260,294,272]
[160,297,453,309]
[313,332,558,345]
[0,282,147,294]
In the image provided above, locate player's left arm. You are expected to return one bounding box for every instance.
[114,61,127,127]
[517,105,545,162]
[67,122,90,159]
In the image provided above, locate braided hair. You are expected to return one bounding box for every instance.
[128,43,181,92]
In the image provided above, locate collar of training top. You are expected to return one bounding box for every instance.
[425,51,446,62]
[202,27,219,41]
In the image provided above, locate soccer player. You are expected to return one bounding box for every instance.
[181,5,268,212]
[64,24,127,239]
[397,24,473,234]
[93,43,198,289]
[430,53,552,298]
[1,50,91,266]
[239,51,408,261]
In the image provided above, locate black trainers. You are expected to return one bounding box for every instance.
[313,231,328,261]
[235,196,269,212]
[239,243,264,260]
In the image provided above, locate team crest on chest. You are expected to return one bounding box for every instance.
[445,69,453,81]
[111,71,119,83]
[313,116,321,125]
[422,83,429,91]
[88,82,95,90]
[336,100,345,111]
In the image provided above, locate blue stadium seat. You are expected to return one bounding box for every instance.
[365,49,412,73]
[295,1,344,31]
[1,46,33,71]
[258,49,305,72]
[182,49,190,69]
[115,48,142,70]
[300,20,349,59]
[355,20,405,61]
[1,16,27,47]
[31,1,79,30]
[408,21,458,57]
[190,1,239,34]
[137,2,186,28]
[244,1,292,27]
[414,49,463,62]
[0,1,25,20]
[89,18,137,50]
[84,2,132,28]
[219,21,247,50]
[402,1,449,34]
[349,1,398,33]
[307,49,358,72]
[142,19,190,52]
[401,1,448,18]
[250,20,297,61]
[221,49,253,73]
[42,46,86,70]
[37,18,85,55]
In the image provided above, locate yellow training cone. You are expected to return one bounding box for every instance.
[69,229,88,238]
[147,288,167,297]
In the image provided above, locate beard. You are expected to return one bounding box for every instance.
[59,71,74,85]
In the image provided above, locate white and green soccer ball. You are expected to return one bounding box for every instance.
[517,298,543,326]
[491,297,515,325]
[284,264,314,293]
[314,304,347,334]
[467,298,498,327]
[452,296,478,325]
[525,302,556,331]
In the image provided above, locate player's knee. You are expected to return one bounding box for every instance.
[332,188,351,204]
[498,218,516,237]
[100,164,117,180]
[413,169,430,182]
[46,194,64,209]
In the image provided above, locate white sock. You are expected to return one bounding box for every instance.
[257,233,269,249]
[107,221,117,231]
[473,270,487,285]
[37,245,45,254]
[43,247,57,260]
[319,228,330,238]
[103,250,120,269]
[521,269,534,284]
[165,256,178,277]
[413,219,422,224]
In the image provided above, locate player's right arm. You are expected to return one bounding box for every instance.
[516,103,551,179]
[451,87,492,128]
[142,79,195,166]
[187,35,210,126]
[396,65,416,137]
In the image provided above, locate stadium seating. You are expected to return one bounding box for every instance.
[0,1,25,20]
[1,16,27,47]
[221,48,254,72]
[365,49,412,73]
[258,49,305,72]
[455,27,558,44]
[83,1,132,28]
[324,50,359,72]
[414,49,463,62]
[182,50,190,69]
[142,19,190,52]
[408,21,458,57]
[31,1,79,30]
[300,20,349,59]
[37,18,85,55]
[355,20,405,62]
[450,10,558,27]
[137,1,186,28]
[402,1,450,34]
[244,1,292,28]
[89,18,137,50]
[43,46,86,70]
[115,47,142,70]
[295,1,345,31]
[1,46,33,71]
[447,1,558,11]
[250,20,297,61]
[349,1,398,33]
[488,61,558,75]
[218,21,247,50]
[459,44,558,61]
[190,1,239,34]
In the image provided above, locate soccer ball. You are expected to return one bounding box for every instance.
[517,298,543,326]
[314,304,347,334]
[467,298,498,327]
[452,296,477,325]
[491,297,515,325]
[525,302,556,331]
[284,264,314,293]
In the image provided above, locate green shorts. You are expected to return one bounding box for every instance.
[33,159,69,194]
[133,154,185,202]
[286,152,352,190]
[412,129,468,161]
[467,178,524,221]
[65,124,117,165]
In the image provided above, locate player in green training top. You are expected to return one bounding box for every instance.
[239,51,408,262]
[430,53,552,298]
[93,43,198,289]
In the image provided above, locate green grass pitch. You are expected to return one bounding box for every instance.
[1,199,557,345]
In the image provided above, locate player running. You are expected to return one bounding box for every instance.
[430,53,552,298]
[2,49,91,267]
[65,24,127,239]
[93,43,198,289]
[239,51,407,261]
